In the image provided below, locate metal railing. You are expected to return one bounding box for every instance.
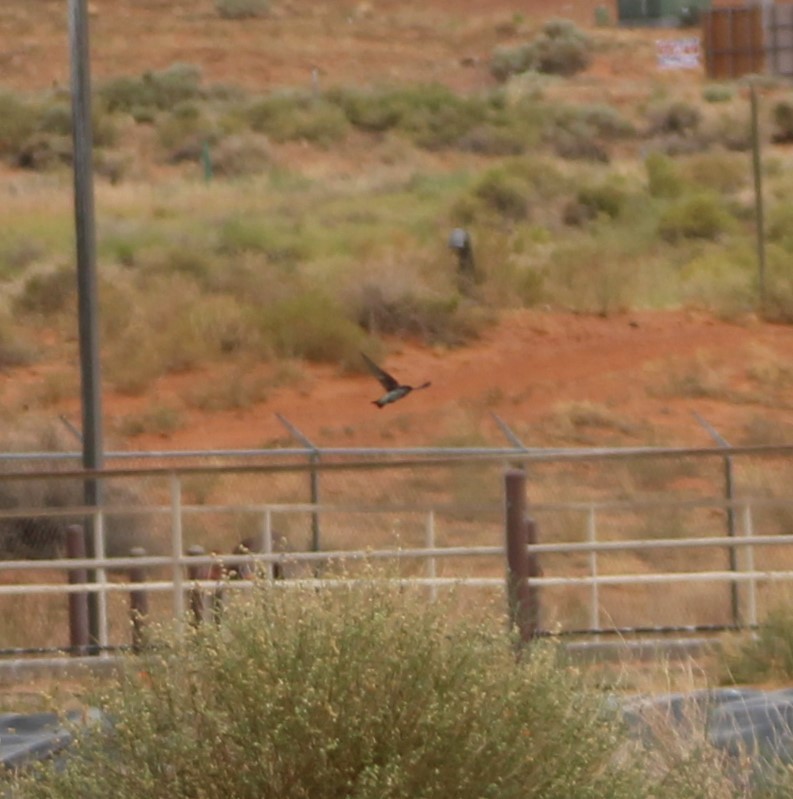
[2,445,793,656]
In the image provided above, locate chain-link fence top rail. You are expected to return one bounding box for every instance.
[2,444,793,653]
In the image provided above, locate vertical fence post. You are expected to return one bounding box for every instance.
[587,506,600,631]
[187,544,206,626]
[66,524,89,656]
[504,469,536,645]
[260,508,274,580]
[128,547,148,653]
[425,510,437,602]
[170,473,185,625]
[742,503,758,627]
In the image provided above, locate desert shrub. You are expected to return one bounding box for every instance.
[210,132,272,177]
[259,291,368,365]
[156,102,217,159]
[767,202,793,251]
[0,91,38,158]
[14,265,75,315]
[247,91,349,146]
[772,98,793,143]
[646,99,701,136]
[0,310,36,368]
[13,582,655,799]
[491,18,592,80]
[0,424,149,559]
[763,246,793,323]
[645,150,684,198]
[116,403,184,438]
[658,192,734,241]
[98,63,204,115]
[566,179,628,224]
[471,167,531,221]
[216,0,269,19]
[352,284,482,346]
[685,150,748,194]
[680,248,755,319]
[215,217,309,265]
[702,83,734,103]
[720,603,793,683]
[15,132,72,170]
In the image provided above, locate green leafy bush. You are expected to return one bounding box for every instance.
[658,192,734,241]
[15,582,652,799]
[720,603,793,683]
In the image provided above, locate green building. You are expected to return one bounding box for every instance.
[617,0,712,27]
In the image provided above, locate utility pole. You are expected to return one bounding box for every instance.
[69,0,104,649]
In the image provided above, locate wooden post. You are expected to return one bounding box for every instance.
[504,470,536,645]
[128,547,148,653]
[66,524,90,656]
[187,544,206,626]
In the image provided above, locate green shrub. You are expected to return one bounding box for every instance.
[14,582,653,799]
[472,168,530,221]
[98,63,204,115]
[645,150,684,198]
[646,99,701,136]
[260,291,368,365]
[0,92,38,158]
[491,18,592,81]
[572,180,628,221]
[680,248,755,319]
[247,91,349,146]
[772,99,793,143]
[702,83,734,103]
[210,132,272,177]
[14,266,75,315]
[720,603,793,683]
[0,311,36,368]
[685,150,748,194]
[658,192,734,241]
[216,0,269,19]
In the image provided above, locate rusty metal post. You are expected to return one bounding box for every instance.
[187,545,206,626]
[504,470,535,645]
[66,524,90,656]
[128,547,148,653]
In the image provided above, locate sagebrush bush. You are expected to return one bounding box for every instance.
[14,582,651,799]
[491,18,592,81]
[658,192,734,242]
[14,266,75,315]
[98,63,204,115]
[645,150,685,198]
[247,91,349,146]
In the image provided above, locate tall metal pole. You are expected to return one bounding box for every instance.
[750,83,766,313]
[69,0,104,648]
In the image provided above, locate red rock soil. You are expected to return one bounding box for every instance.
[2,0,791,452]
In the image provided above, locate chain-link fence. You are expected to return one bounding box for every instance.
[2,444,793,656]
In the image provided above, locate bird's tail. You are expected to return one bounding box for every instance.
[416,381,431,390]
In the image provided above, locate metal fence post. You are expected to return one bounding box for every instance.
[187,544,206,626]
[504,469,535,645]
[66,524,89,656]
[128,547,148,653]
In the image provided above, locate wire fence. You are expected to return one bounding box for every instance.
[2,443,793,657]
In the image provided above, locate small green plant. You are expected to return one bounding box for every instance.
[216,0,269,19]
[702,83,734,103]
[247,91,349,146]
[98,63,204,115]
[645,150,684,198]
[471,167,531,221]
[117,403,184,438]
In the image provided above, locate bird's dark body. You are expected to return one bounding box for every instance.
[361,353,430,408]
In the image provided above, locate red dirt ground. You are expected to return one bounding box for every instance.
[3,0,789,453]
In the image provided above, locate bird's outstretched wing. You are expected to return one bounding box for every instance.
[361,352,399,391]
